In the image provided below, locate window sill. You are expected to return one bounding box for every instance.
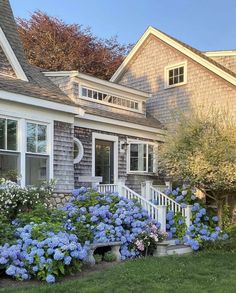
[164,81,187,90]
[127,172,156,176]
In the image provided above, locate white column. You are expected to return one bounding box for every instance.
[157,205,167,232]
[144,180,153,201]
[185,205,193,228]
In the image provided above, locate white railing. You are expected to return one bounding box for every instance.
[98,184,118,194]
[150,186,184,216]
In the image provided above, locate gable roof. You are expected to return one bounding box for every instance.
[111,26,236,86]
[0,0,75,107]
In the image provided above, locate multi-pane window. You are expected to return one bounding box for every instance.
[81,86,140,111]
[129,143,154,173]
[0,118,17,151]
[26,122,48,185]
[0,118,19,180]
[165,63,186,88]
[27,123,47,154]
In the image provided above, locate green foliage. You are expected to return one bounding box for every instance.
[0,179,55,220]
[94,254,103,264]
[159,107,236,198]
[103,251,117,262]
[0,214,16,245]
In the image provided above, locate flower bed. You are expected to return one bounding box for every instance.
[0,184,164,283]
[165,187,228,250]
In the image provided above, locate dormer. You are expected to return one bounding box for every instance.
[45,71,150,117]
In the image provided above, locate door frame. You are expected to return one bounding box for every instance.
[92,132,118,184]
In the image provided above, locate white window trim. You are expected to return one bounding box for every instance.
[74,137,84,164]
[25,119,53,185]
[164,61,187,89]
[127,139,158,174]
[92,133,118,184]
[0,114,53,187]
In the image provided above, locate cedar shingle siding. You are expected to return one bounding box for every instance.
[117,35,236,125]
[0,46,15,77]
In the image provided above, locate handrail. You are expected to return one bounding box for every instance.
[150,186,185,216]
[122,185,159,221]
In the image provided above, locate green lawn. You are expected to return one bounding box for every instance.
[1,252,236,293]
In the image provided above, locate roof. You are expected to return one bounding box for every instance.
[111,26,236,86]
[82,105,163,129]
[0,0,75,106]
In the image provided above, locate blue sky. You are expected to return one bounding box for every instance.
[11,0,236,51]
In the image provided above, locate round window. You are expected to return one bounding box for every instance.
[73,138,84,164]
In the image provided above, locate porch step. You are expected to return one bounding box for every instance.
[162,239,178,246]
[167,244,192,255]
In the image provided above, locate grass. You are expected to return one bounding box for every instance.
[1,251,236,293]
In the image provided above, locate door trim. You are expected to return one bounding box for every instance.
[92,132,118,184]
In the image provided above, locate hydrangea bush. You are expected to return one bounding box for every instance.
[62,188,162,259]
[0,186,163,283]
[165,187,228,250]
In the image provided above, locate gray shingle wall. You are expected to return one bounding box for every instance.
[74,126,159,192]
[54,121,74,193]
[0,46,15,77]
[209,55,236,74]
[117,35,236,125]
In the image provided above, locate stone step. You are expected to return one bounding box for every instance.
[167,244,192,255]
[162,239,178,246]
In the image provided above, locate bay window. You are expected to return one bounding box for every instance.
[26,122,49,185]
[128,141,155,173]
[0,117,19,180]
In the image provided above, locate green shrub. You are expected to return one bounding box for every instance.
[0,214,16,245]
[103,251,117,262]
[94,254,103,264]
[0,179,55,220]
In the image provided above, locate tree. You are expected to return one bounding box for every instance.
[17,11,131,80]
[159,107,236,223]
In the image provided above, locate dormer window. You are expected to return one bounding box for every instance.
[80,86,141,112]
[165,62,187,89]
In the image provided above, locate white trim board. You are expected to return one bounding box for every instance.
[92,133,118,184]
[110,26,236,87]
[75,114,166,142]
[44,71,150,99]
[0,27,28,81]
[204,51,236,57]
[0,90,84,116]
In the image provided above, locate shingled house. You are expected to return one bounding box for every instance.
[0,0,165,196]
[110,26,236,218]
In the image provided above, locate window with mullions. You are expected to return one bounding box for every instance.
[129,143,154,173]
[0,118,19,179]
[0,118,17,151]
[26,122,48,185]
[165,63,186,88]
[27,122,47,154]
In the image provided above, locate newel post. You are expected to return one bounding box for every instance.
[158,205,167,232]
[117,179,125,197]
[142,180,153,201]
[185,205,193,228]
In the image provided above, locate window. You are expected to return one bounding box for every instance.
[165,62,187,88]
[74,138,84,164]
[0,118,17,151]
[27,122,47,154]
[129,142,155,173]
[80,86,140,112]
[26,122,49,185]
[0,118,19,179]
